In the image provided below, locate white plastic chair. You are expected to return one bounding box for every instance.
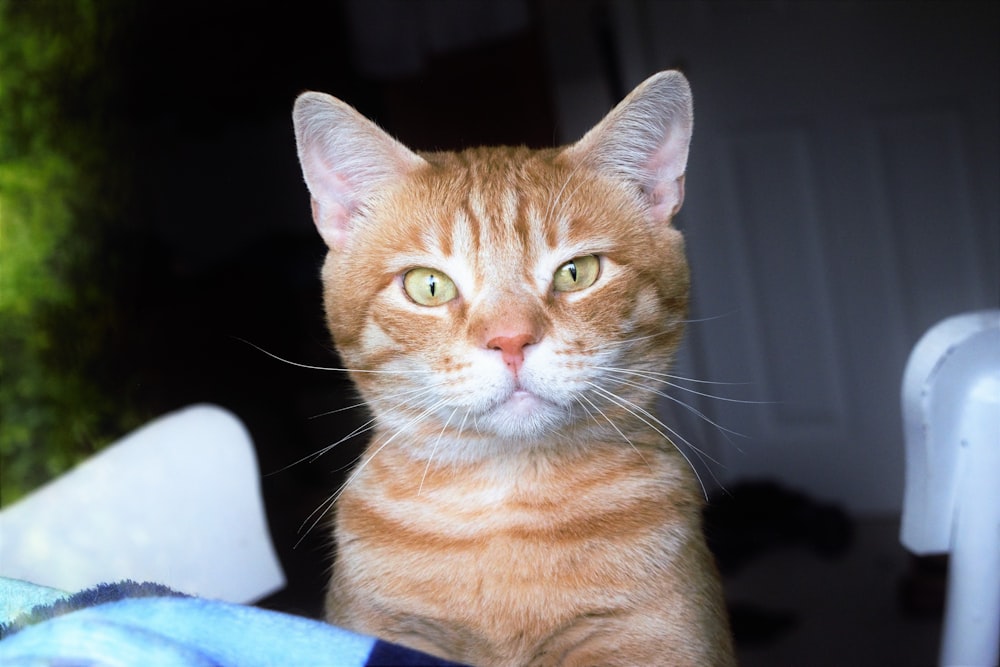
[0,404,285,603]
[901,310,1000,667]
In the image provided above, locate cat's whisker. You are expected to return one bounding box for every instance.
[236,337,434,375]
[584,382,712,499]
[612,376,746,439]
[603,375,747,454]
[598,367,764,404]
[571,395,601,428]
[587,382,721,464]
[306,421,380,465]
[307,382,447,420]
[298,474,350,546]
[295,386,446,547]
[597,372,748,437]
[296,396,450,547]
[575,393,652,471]
[267,417,379,477]
[376,382,452,412]
[572,309,740,357]
[585,329,676,351]
[308,400,368,419]
[597,366,757,457]
[679,309,742,325]
[570,308,740,357]
[647,374,749,388]
[419,406,461,495]
[600,365,750,387]
[284,383,449,474]
[296,448,378,548]
[457,409,472,440]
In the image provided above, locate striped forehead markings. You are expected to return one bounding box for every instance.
[424,168,611,295]
[467,186,491,235]
[450,207,479,258]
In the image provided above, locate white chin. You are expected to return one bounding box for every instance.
[480,390,566,440]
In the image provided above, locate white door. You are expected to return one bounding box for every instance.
[545,1,999,513]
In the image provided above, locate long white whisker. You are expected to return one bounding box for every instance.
[296,396,450,547]
[295,439,389,548]
[266,417,378,477]
[419,406,460,495]
[576,392,652,471]
[278,383,447,475]
[604,375,748,441]
[585,382,712,499]
[585,330,676,351]
[680,309,743,324]
[309,382,448,419]
[308,401,368,419]
[596,365,750,388]
[588,382,719,463]
[236,337,433,374]
[572,395,600,427]
[576,314,737,355]
[599,367,765,404]
[302,393,450,547]
[456,408,472,444]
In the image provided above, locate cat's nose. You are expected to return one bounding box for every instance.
[487,333,536,374]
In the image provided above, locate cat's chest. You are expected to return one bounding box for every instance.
[330,448,692,663]
[335,443,690,569]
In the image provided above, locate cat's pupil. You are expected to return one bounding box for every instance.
[427,274,437,296]
[567,262,578,282]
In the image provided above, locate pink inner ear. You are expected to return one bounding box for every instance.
[649,175,686,223]
[307,154,360,251]
[643,127,689,222]
[311,197,352,250]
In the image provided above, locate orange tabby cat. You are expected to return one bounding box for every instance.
[292,71,735,666]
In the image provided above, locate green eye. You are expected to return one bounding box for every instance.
[403,267,458,306]
[553,254,600,292]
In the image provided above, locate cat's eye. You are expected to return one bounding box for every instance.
[403,267,458,306]
[552,255,600,293]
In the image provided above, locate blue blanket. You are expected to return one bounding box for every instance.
[0,578,466,666]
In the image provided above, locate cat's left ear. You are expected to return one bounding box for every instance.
[561,70,693,224]
[293,92,426,251]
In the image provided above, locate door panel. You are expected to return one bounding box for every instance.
[588,0,1000,513]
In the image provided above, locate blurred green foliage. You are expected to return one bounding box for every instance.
[1,0,138,504]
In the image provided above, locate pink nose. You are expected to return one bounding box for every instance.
[487,333,536,373]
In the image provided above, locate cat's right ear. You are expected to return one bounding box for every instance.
[561,70,693,225]
[293,93,426,251]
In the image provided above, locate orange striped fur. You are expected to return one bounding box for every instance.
[293,71,735,666]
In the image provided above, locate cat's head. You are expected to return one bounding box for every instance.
[293,71,693,461]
